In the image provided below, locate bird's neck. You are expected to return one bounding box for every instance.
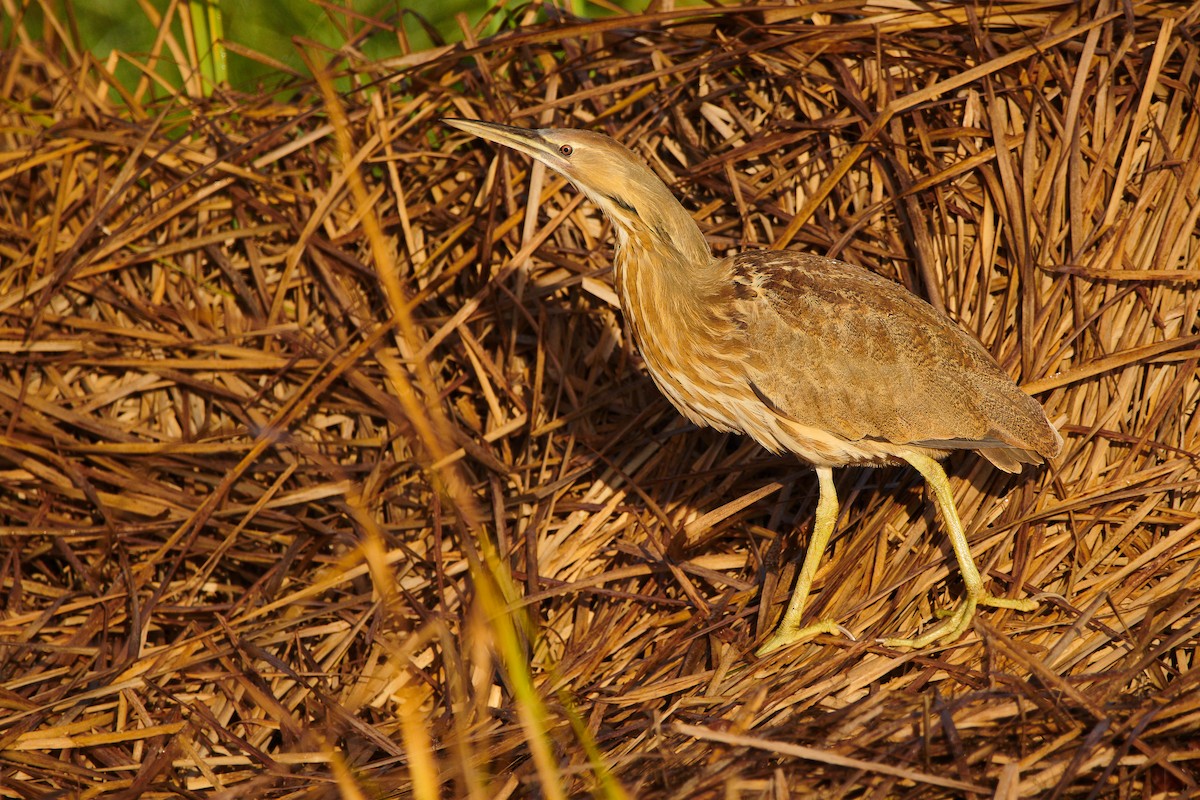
[635,182,712,268]
[606,182,719,295]
[610,194,727,359]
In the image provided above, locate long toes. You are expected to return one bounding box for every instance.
[880,621,960,649]
[979,594,1038,611]
[880,602,973,649]
[882,593,1039,649]
[756,619,843,656]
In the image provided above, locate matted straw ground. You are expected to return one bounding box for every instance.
[2,1,1199,797]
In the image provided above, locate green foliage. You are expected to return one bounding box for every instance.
[5,0,645,97]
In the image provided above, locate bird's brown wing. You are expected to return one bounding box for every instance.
[727,250,1061,461]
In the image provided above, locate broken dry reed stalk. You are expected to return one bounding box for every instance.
[0,1,1198,798]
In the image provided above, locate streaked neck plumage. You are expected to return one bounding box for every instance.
[570,152,719,306]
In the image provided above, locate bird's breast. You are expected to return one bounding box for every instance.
[614,245,752,436]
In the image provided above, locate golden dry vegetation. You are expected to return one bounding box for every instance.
[1,1,1199,797]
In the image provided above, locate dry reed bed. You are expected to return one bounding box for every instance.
[1,1,1198,797]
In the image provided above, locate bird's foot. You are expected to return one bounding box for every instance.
[755,619,848,656]
[881,592,1038,649]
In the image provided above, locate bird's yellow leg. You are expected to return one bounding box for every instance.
[882,452,1038,649]
[756,467,844,655]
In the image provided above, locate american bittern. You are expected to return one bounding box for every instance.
[445,118,1062,655]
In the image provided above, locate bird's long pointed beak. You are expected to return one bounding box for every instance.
[442,118,567,171]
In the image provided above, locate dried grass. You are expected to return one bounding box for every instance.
[2,1,1199,797]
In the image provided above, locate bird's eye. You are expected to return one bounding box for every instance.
[559,144,573,156]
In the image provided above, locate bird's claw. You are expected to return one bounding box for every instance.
[881,592,1039,649]
[755,619,848,656]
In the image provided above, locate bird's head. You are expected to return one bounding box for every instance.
[444,118,710,266]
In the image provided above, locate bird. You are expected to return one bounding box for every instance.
[443,117,1062,655]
